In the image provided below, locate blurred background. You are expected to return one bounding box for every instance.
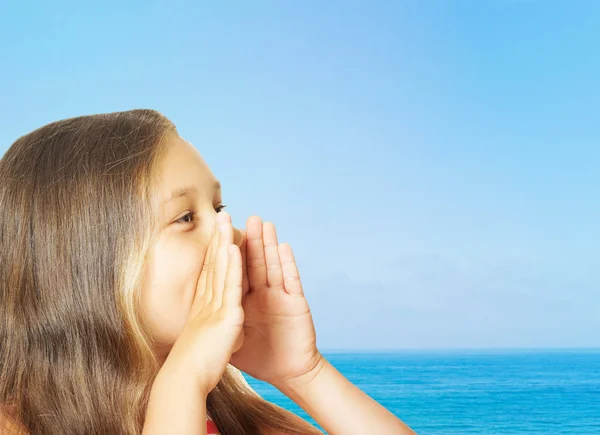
[1,1,598,433]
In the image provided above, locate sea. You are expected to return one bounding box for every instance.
[243,349,600,435]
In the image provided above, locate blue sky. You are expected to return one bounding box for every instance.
[1,0,598,349]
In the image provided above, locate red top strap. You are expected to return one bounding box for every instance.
[207,419,219,434]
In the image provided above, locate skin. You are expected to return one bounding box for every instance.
[141,133,416,434]
[2,133,416,434]
[141,134,246,363]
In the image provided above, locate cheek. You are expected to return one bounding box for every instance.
[141,235,206,347]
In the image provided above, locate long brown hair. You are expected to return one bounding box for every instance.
[0,110,321,434]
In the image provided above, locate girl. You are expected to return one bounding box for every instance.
[0,110,416,434]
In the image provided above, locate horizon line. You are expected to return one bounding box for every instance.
[320,346,600,352]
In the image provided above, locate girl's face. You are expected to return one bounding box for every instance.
[141,134,245,360]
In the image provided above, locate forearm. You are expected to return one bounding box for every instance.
[278,357,416,435]
[143,364,208,435]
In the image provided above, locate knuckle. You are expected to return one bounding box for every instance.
[223,280,242,292]
[211,270,223,282]
[247,258,265,268]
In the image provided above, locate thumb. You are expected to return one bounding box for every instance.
[229,331,245,365]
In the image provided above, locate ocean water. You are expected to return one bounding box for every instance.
[243,349,600,434]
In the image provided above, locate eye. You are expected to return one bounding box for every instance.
[175,211,196,224]
[174,205,226,225]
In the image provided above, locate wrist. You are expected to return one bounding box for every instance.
[156,356,211,398]
[276,353,328,395]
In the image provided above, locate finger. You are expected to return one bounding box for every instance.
[203,219,221,305]
[213,213,234,307]
[194,220,219,310]
[246,216,267,289]
[223,245,243,310]
[235,228,250,296]
[278,243,305,296]
[263,222,283,289]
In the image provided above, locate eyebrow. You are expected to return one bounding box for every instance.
[164,181,221,204]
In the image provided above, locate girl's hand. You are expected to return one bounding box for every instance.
[230,216,323,389]
[162,212,245,396]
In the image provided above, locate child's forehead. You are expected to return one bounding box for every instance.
[155,136,219,202]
